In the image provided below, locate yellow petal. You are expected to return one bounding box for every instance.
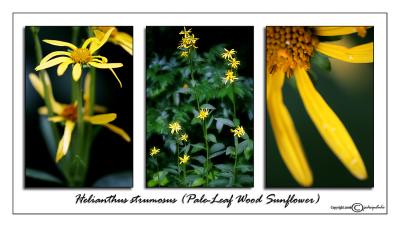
[84,113,117,125]
[48,116,65,122]
[92,55,108,63]
[81,37,98,49]
[114,32,133,55]
[316,42,373,63]
[43,39,77,50]
[72,63,82,81]
[57,59,74,76]
[89,27,114,54]
[109,68,123,88]
[267,70,313,186]
[104,124,131,142]
[38,106,48,115]
[314,27,359,36]
[55,121,75,163]
[35,57,70,71]
[88,61,123,69]
[294,67,367,180]
[40,51,71,64]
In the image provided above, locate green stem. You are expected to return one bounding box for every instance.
[189,56,200,110]
[183,164,187,187]
[202,120,209,186]
[71,79,86,186]
[30,27,60,157]
[176,141,180,179]
[71,26,80,46]
[232,79,237,119]
[88,68,96,115]
[155,156,160,187]
[233,136,239,186]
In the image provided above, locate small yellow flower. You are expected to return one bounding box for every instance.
[178,27,199,50]
[197,108,209,121]
[231,126,246,138]
[169,121,182,134]
[35,28,124,87]
[229,58,240,69]
[179,133,189,142]
[93,26,133,55]
[150,146,160,157]
[223,70,238,84]
[221,48,236,60]
[180,51,189,57]
[29,72,130,163]
[179,154,190,165]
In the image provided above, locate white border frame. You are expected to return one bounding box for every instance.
[12,12,387,214]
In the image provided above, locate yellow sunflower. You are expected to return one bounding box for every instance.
[35,28,124,87]
[266,26,373,187]
[29,72,131,163]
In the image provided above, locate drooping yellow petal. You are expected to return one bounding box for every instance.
[43,39,77,50]
[104,124,131,142]
[28,73,64,115]
[89,27,114,54]
[109,68,123,88]
[72,63,82,81]
[294,67,367,180]
[84,113,117,125]
[57,59,74,76]
[316,42,373,63]
[314,27,360,36]
[40,51,71,64]
[35,56,70,71]
[114,32,133,55]
[267,70,313,187]
[55,121,75,163]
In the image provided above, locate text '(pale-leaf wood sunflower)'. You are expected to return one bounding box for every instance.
[266,26,373,187]
[35,28,124,87]
[29,72,131,163]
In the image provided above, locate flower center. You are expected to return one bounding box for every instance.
[61,104,77,121]
[267,26,319,75]
[70,48,92,64]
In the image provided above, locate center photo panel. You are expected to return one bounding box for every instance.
[146,26,254,188]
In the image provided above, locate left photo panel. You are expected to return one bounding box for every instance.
[24,26,133,187]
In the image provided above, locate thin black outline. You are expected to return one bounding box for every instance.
[12,12,388,215]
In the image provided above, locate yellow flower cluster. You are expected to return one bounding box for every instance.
[177,27,199,58]
[150,146,160,157]
[231,126,246,138]
[179,154,190,165]
[196,108,209,121]
[168,121,182,134]
[221,48,240,84]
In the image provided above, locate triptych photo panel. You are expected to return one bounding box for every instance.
[15,13,386,214]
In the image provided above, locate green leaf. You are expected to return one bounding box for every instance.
[236,164,253,173]
[311,51,331,72]
[215,163,233,172]
[26,168,63,184]
[191,177,205,187]
[237,140,249,155]
[93,171,133,187]
[225,146,234,155]
[192,155,206,164]
[215,118,234,127]
[209,150,225,159]
[216,120,224,133]
[244,140,253,160]
[210,143,225,153]
[191,143,205,153]
[209,179,229,187]
[233,118,240,127]
[200,103,216,110]
[207,134,217,143]
[206,116,214,129]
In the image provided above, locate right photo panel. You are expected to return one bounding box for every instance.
[266,26,374,187]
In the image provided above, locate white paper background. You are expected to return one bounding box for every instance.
[11,13,387,214]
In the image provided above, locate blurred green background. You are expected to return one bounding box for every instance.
[266,28,374,187]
